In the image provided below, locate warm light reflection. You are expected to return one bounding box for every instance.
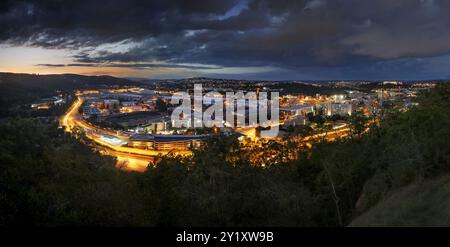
[115,155,151,172]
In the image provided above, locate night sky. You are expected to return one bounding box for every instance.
[1,0,450,80]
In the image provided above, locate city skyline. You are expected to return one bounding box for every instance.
[2,0,450,80]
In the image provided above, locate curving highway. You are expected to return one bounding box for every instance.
[60,96,191,171]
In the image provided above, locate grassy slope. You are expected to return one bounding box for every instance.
[350,175,450,226]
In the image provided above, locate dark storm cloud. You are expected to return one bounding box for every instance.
[36,63,65,67]
[37,62,221,70]
[2,0,450,79]
[0,0,240,46]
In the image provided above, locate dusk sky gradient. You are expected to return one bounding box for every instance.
[1,0,450,80]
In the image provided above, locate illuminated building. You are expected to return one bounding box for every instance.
[119,105,148,113]
[127,134,207,151]
[322,102,353,116]
[103,99,120,108]
[284,115,308,126]
[280,104,315,117]
[82,106,101,118]
[31,102,50,109]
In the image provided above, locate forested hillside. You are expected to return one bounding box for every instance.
[0,73,137,117]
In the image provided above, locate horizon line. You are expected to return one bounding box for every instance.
[1,71,448,82]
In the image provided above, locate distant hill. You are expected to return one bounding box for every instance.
[0,72,140,116]
[0,72,138,92]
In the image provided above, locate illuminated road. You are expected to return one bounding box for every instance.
[60,96,191,172]
[61,96,127,138]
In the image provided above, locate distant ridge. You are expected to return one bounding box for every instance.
[0,72,139,91]
[0,72,142,113]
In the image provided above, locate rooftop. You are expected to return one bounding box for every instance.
[281,104,315,111]
[129,133,208,142]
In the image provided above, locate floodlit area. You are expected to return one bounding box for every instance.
[99,135,128,146]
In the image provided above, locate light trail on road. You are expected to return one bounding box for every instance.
[60,96,192,172]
